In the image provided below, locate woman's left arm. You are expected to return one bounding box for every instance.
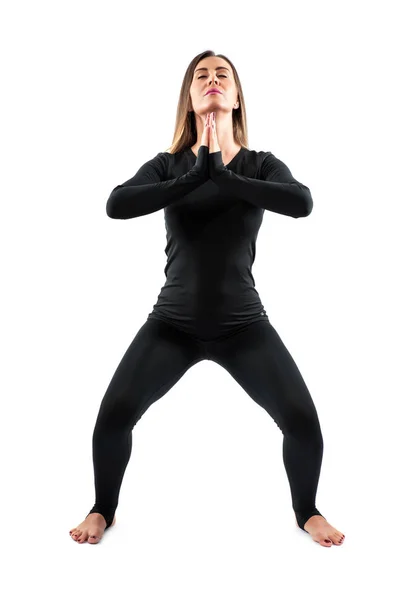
[208,151,313,219]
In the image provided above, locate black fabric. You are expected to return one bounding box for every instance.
[106,144,313,341]
[86,317,324,532]
[87,145,323,532]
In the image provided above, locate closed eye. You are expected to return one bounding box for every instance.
[198,75,227,78]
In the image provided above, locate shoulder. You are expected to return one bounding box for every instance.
[145,150,173,178]
[245,148,273,165]
[155,149,186,166]
[258,150,298,183]
[241,148,272,177]
[148,149,189,180]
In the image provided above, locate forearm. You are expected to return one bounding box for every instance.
[107,145,210,219]
[208,150,313,218]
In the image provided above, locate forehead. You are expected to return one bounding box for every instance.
[194,58,231,74]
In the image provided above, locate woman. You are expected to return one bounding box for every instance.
[69,50,345,547]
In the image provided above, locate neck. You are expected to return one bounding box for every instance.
[194,112,239,154]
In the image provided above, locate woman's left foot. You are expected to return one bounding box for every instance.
[297,515,345,547]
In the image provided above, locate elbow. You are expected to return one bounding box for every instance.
[106,201,117,219]
[294,187,313,218]
[303,192,313,217]
[106,187,122,219]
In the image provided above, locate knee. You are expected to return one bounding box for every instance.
[284,407,323,443]
[94,391,141,433]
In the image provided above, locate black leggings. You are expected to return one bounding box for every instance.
[86,316,324,531]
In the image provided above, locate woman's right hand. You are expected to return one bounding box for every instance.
[190,112,211,180]
[200,112,211,148]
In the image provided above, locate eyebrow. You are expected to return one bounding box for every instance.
[194,66,230,73]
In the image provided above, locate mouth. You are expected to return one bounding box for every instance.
[206,90,222,95]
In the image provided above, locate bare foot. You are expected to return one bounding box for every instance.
[295,515,345,547]
[69,513,116,544]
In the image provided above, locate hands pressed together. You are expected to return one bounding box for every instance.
[200,111,221,155]
[193,111,228,182]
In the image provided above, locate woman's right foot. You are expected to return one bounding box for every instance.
[69,513,116,544]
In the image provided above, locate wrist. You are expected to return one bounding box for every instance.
[191,144,210,179]
[209,150,228,180]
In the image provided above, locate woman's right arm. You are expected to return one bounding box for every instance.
[106,145,209,219]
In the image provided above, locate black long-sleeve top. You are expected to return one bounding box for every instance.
[106,145,313,339]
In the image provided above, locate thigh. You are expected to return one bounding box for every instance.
[209,320,320,435]
[95,317,204,430]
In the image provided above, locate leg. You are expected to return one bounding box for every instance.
[85,317,204,529]
[208,319,324,531]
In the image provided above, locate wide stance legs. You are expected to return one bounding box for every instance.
[70,316,344,545]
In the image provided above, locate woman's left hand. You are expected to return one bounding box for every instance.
[208,112,221,155]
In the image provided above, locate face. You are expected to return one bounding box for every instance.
[190,56,238,116]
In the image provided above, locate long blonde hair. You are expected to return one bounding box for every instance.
[165,50,249,154]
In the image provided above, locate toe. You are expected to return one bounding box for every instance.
[334,530,343,538]
[88,534,100,544]
[320,538,332,546]
[335,529,345,538]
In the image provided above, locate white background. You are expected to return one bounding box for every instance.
[2,0,399,598]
